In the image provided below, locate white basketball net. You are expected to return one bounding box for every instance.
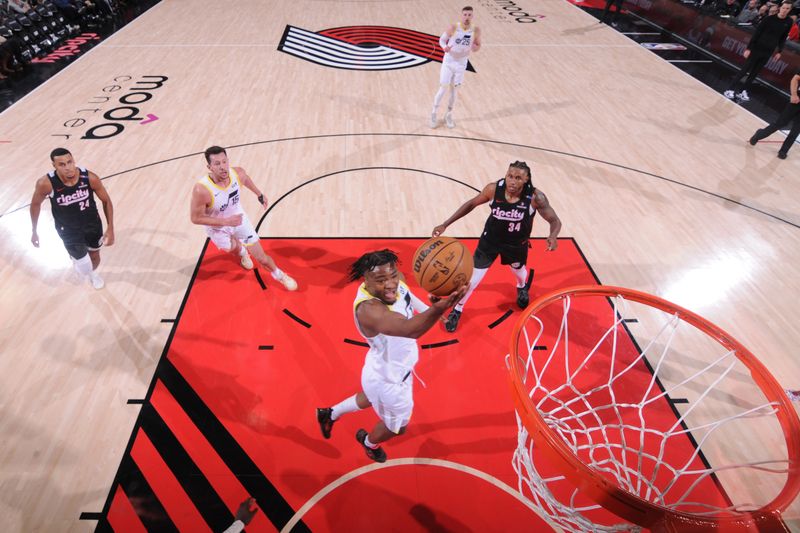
[509,293,791,532]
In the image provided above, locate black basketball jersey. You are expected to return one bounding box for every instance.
[481,179,536,245]
[47,167,100,230]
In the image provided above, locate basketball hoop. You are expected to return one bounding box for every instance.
[507,285,800,532]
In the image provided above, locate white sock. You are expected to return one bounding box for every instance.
[270,268,284,280]
[432,85,447,113]
[447,85,458,112]
[511,265,528,288]
[364,435,379,449]
[331,394,361,420]
[73,254,93,276]
[455,267,488,312]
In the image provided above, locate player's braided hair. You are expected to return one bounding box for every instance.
[348,249,399,282]
[509,160,532,178]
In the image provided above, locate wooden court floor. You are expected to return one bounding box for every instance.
[0,0,798,531]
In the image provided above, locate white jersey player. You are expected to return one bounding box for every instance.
[430,6,482,129]
[190,146,297,290]
[316,250,466,463]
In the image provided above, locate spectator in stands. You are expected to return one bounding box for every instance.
[714,0,742,17]
[6,0,31,13]
[724,1,794,101]
[736,0,762,22]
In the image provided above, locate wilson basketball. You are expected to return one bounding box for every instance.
[412,237,473,297]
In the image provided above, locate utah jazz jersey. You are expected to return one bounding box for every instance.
[353,280,419,383]
[445,22,475,64]
[47,167,100,231]
[482,179,536,245]
[198,167,244,219]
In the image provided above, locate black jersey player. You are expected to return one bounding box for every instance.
[30,148,115,289]
[431,161,562,332]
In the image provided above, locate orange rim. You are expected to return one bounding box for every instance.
[508,285,800,531]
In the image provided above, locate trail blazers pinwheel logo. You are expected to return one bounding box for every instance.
[278,25,476,72]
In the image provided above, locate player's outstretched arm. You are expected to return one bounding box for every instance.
[29,176,52,247]
[432,182,495,236]
[533,190,562,251]
[235,166,268,209]
[357,286,465,339]
[89,171,115,246]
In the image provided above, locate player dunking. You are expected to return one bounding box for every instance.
[430,6,481,129]
[316,250,465,462]
[432,161,562,332]
[30,148,115,289]
[190,146,297,290]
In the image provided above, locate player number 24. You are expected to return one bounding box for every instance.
[79,200,90,211]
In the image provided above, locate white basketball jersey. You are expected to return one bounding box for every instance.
[198,167,244,219]
[353,280,420,383]
[445,22,475,64]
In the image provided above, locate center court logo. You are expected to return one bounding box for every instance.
[278,25,476,72]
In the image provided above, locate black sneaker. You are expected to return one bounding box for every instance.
[516,286,530,309]
[749,132,760,146]
[356,429,387,462]
[778,151,788,160]
[316,407,335,439]
[444,309,462,333]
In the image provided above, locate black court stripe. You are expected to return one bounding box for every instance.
[488,310,514,329]
[283,309,311,328]
[344,338,369,347]
[421,339,459,349]
[116,453,179,532]
[140,403,233,531]
[127,399,146,405]
[258,345,274,350]
[158,359,310,532]
[79,512,102,520]
[160,318,175,323]
[254,270,267,290]
[533,345,547,351]
[671,398,690,404]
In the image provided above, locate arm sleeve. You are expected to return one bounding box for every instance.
[439,32,449,49]
[222,520,245,533]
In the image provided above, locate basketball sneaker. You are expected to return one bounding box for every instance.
[316,407,335,439]
[736,90,750,102]
[89,271,104,290]
[445,309,461,332]
[445,112,455,129]
[240,252,254,270]
[429,112,438,129]
[749,131,762,145]
[356,429,387,463]
[723,90,735,99]
[278,273,298,291]
[516,286,530,309]
[778,151,788,160]
[787,389,800,402]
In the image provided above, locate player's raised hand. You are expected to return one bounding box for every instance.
[429,283,467,311]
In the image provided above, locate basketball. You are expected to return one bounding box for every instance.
[412,237,473,297]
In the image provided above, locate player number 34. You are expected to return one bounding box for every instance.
[508,222,521,232]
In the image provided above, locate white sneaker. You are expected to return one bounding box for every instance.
[278,273,298,291]
[736,90,750,102]
[787,389,800,402]
[89,271,105,290]
[429,112,437,129]
[723,90,735,99]
[240,252,254,270]
[444,112,455,129]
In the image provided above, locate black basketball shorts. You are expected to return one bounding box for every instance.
[57,219,104,260]
[473,237,529,269]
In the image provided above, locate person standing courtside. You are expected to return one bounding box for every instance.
[190,146,297,290]
[749,69,800,158]
[430,6,481,129]
[432,161,562,333]
[30,148,114,289]
[316,250,465,462]
[724,1,794,102]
